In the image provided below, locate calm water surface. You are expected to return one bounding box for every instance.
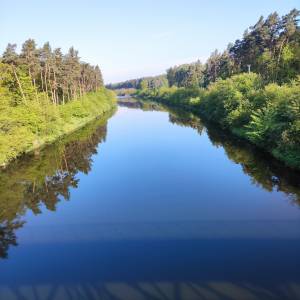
[0,99,300,300]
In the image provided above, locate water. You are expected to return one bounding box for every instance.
[0,99,300,300]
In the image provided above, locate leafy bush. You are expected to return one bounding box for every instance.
[0,83,116,166]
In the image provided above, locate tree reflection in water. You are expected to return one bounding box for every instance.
[0,220,24,259]
[0,111,113,258]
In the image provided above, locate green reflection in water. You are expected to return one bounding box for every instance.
[0,109,115,258]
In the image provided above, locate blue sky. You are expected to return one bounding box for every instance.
[1,0,299,83]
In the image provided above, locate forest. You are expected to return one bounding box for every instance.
[119,9,300,169]
[0,39,116,167]
[106,74,168,95]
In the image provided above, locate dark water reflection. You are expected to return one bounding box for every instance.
[0,100,300,300]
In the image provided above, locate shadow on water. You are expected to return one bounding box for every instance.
[0,100,300,299]
[1,238,300,299]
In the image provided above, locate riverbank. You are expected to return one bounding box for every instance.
[0,89,116,168]
[136,73,300,170]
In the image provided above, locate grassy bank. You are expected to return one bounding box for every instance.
[137,73,300,170]
[0,88,116,167]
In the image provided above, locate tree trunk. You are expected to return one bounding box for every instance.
[12,66,27,104]
[79,83,82,98]
[276,37,287,80]
[44,65,49,98]
[50,89,55,104]
[33,78,39,101]
[40,71,45,92]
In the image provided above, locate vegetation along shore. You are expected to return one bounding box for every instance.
[0,40,116,168]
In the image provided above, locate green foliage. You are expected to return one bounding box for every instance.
[246,83,300,166]
[167,61,204,88]
[200,73,262,128]
[139,79,148,90]
[106,74,168,91]
[113,88,137,96]
[0,85,116,167]
[229,9,300,84]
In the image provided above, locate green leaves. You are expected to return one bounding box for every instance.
[0,89,116,167]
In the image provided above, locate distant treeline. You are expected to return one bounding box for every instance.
[137,9,300,169]
[106,74,168,91]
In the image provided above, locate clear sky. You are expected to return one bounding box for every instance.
[0,0,299,83]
